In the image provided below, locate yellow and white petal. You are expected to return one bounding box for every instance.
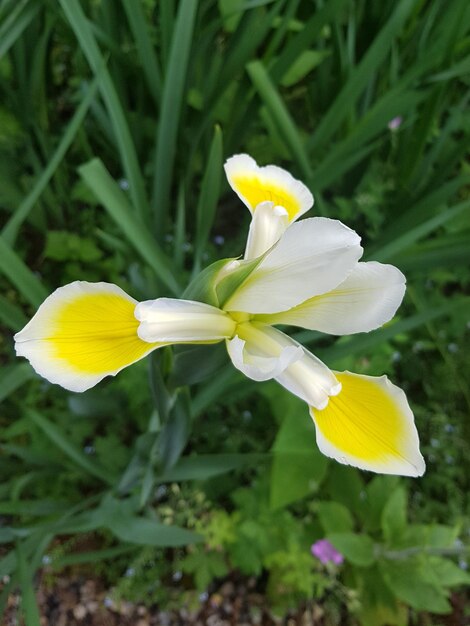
[258,262,406,335]
[244,201,289,260]
[14,281,158,392]
[310,371,425,477]
[224,217,363,314]
[227,323,340,409]
[135,298,236,343]
[224,154,313,221]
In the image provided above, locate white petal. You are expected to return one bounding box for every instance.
[258,262,406,334]
[276,348,341,411]
[244,201,289,260]
[226,334,303,381]
[224,217,363,314]
[310,371,425,477]
[135,298,236,343]
[14,281,158,392]
[226,323,339,409]
[224,154,313,221]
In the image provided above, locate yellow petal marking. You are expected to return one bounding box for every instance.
[50,292,158,374]
[231,173,301,220]
[312,372,407,462]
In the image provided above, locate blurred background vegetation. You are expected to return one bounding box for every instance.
[0,0,469,623]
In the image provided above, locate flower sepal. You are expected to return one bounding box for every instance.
[182,252,266,309]
[215,253,266,308]
[182,258,228,307]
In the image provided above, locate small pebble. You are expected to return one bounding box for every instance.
[73,604,87,620]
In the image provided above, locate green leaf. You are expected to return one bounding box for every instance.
[379,558,451,613]
[308,0,417,154]
[0,364,35,404]
[247,60,312,180]
[371,199,470,263]
[51,545,136,569]
[0,0,40,59]
[0,500,69,516]
[98,495,201,546]
[381,487,407,545]
[280,49,329,87]
[317,502,354,534]
[108,515,201,547]
[324,464,364,514]
[158,393,191,471]
[194,125,223,266]
[157,453,264,482]
[362,475,400,532]
[1,79,99,245]
[0,295,27,331]
[426,557,470,588]
[0,237,48,308]
[169,343,228,387]
[44,231,102,262]
[27,409,114,485]
[16,542,41,626]
[328,532,376,567]
[59,0,150,220]
[121,0,161,103]
[270,392,327,509]
[270,0,348,82]
[152,0,199,229]
[78,158,180,294]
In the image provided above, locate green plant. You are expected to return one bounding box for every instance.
[1,1,469,622]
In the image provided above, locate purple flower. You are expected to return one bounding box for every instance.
[311,539,344,565]
[388,116,403,131]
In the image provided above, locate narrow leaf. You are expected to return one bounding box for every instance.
[152,0,199,229]
[59,0,150,220]
[79,158,180,294]
[0,238,48,308]
[195,125,223,266]
[247,60,312,180]
[2,79,99,245]
[27,409,114,485]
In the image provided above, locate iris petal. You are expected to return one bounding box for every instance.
[14,281,158,392]
[310,371,425,476]
[224,153,313,221]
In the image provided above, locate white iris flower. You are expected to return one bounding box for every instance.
[14,155,425,477]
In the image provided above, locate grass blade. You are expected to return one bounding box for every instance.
[247,60,312,180]
[368,175,470,255]
[59,0,150,221]
[270,0,348,82]
[0,237,48,308]
[152,0,198,231]
[0,295,27,331]
[308,0,416,154]
[121,0,161,104]
[79,158,180,295]
[0,364,35,404]
[16,542,41,626]
[370,199,470,263]
[2,79,99,245]
[312,89,427,188]
[27,409,114,485]
[0,0,40,59]
[194,125,223,268]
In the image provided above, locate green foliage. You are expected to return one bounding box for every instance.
[0,0,469,622]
